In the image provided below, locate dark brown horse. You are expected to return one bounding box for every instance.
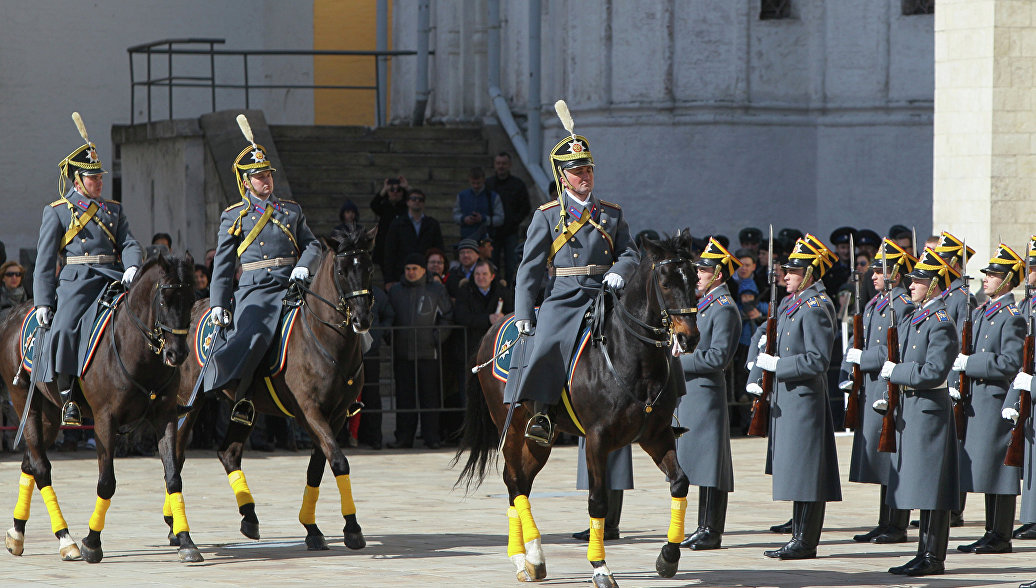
[455,233,700,588]
[0,254,199,563]
[171,225,375,551]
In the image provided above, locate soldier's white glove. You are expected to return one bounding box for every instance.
[880,361,896,380]
[603,273,625,290]
[838,380,853,391]
[121,266,139,287]
[290,266,310,282]
[756,353,779,373]
[952,353,969,373]
[1003,407,1021,424]
[515,320,534,335]
[361,331,374,354]
[873,398,888,414]
[745,383,763,397]
[949,387,961,402]
[1013,372,1033,392]
[845,348,863,364]
[34,306,53,327]
[211,306,232,327]
[757,334,767,351]
[671,338,682,357]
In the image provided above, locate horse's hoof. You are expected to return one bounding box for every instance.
[591,562,619,588]
[655,542,680,578]
[524,559,547,581]
[6,528,24,556]
[344,530,366,550]
[59,535,81,561]
[178,545,204,563]
[168,529,180,546]
[79,543,101,563]
[306,534,329,551]
[240,519,260,540]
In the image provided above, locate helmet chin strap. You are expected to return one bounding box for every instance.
[701,268,721,294]
[797,265,814,294]
[991,270,1014,298]
[922,277,939,305]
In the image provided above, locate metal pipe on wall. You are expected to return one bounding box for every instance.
[376,0,388,126]
[412,0,431,125]
[527,0,542,168]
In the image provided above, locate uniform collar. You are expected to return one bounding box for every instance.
[70,188,106,212]
[697,284,730,312]
[249,192,280,212]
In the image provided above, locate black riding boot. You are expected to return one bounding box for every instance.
[891,509,928,574]
[875,505,910,543]
[57,374,81,426]
[975,494,1015,554]
[682,487,726,550]
[1014,522,1036,539]
[765,501,823,559]
[523,401,554,447]
[959,493,998,552]
[854,485,891,542]
[911,492,964,527]
[229,383,255,427]
[906,509,949,576]
[572,489,622,541]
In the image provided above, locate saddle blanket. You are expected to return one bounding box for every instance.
[193,306,301,378]
[20,293,126,374]
[491,311,593,392]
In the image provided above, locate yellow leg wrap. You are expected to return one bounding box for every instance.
[507,507,525,558]
[587,517,606,562]
[299,485,319,525]
[513,495,541,542]
[667,497,688,544]
[228,470,255,508]
[168,492,190,534]
[13,473,33,520]
[89,497,112,533]
[335,474,356,516]
[40,486,68,534]
[162,492,172,517]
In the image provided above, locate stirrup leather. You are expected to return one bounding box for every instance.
[230,399,256,426]
[524,412,554,447]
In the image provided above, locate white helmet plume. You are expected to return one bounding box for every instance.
[236,114,256,147]
[72,112,90,143]
[554,100,576,142]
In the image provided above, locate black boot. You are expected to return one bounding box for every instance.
[683,487,726,550]
[905,509,948,576]
[229,384,255,427]
[890,510,928,574]
[58,376,81,426]
[854,485,891,542]
[765,501,823,559]
[958,493,996,553]
[573,489,621,541]
[975,494,1014,554]
[523,402,554,447]
[1014,522,1036,539]
[875,506,910,543]
[912,493,964,528]
[769,516,793,533]
[680,487,709,547]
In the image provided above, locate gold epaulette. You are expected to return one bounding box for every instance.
[49,199,65,208]
[224,201,247,213]
[599,199,621,210]
[538,201,560,211]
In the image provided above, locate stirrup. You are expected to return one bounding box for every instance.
[230,399,255,427]
[524,412,554,447]
[61,401,82,427]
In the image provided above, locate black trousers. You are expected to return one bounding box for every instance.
[393,358,442,446]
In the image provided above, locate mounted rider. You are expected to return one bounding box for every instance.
[507,100,639,446]
[34,113,143,425]
[203,114,321,427]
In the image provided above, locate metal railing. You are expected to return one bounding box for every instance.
[127,38,418,126]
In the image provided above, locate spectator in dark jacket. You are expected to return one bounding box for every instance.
[453,167,504,241]
[485,152,530,284]
[0,261,28,315]
[334,199,359,233]
[370,176,410,267]
[383,189,444,286]
[387,253,453,449]
[454,259,515,357]
[445,238,481,299]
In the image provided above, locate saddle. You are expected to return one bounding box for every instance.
[19,283,127,374]
[193,305,301,378]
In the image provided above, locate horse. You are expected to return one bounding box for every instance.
[0,254,200,563]
[455,233,700,588]
[170,225,375,551]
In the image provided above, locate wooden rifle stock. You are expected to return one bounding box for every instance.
[955,318,973,442]
[878,321,900,453]
[844,313,864,430]
[748,315,777,437]
[1005,334,1034,467]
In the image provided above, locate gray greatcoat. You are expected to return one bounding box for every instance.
[886,299,961,510]
[765,281,842,502]
[675,283,740,491]
[957,293,1024,495]
[33,188,142,379]
[205,193,321,393]
[841,286,915,485]
[506,192,638,404]
[576,441,633,490]
[1003,295,1036,521]
[942,278,976,392]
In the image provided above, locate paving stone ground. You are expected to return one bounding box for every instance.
[0,433,1031,587]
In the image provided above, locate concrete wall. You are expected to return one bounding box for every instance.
[0,0,314,260]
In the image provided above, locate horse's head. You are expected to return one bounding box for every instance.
[639,230,700,353]
[324,225,378,333]
[133,252,195,366]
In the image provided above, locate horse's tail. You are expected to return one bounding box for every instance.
[450,355,499,493]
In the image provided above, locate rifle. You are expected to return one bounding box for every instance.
[1006,252,1033,467]
[954,241,973,442]
[748,225,778,437]
[878,250,901,453]
[844,233,863,431]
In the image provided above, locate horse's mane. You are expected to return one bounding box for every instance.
[328,225,370,255]
[136,254,194,290]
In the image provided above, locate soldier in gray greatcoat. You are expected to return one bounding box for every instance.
[204,115,321,427]
[506,130,638,446]
[881,247,961,577]
[34,114,143,425]
[951,243,1025,555]
[752,234,842,560]
[674,238,741,550]
[841,239,916,544]
[1004,239,1036,542]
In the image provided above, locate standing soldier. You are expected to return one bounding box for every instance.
[203,115,321,427]
[1005,237,1036,542]
[882,247,960,576]
[752,234,842,559]
[952,244,1025,555]
[675,238,742,550]
[842,239,916,543]
[34,113,143,425]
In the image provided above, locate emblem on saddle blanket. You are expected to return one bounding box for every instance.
[193,306,300,377]
[19,293,126,374]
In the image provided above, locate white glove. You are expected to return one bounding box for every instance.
[845,348,862,365]
[290,266,310,282]
[952,353,969,373]
[838,380,853,391]
[873,398,888,414]
[34,306,53,327]
[603,273,625,290]
[1003,407,1021,424]
[671,338,682,357]
[361,331,374,354]
[121,266,139,287]
[1013,372,1033,392]
[757,334,767,351]
[746,361,755,370]
[756,353,779,373]
[746,383,763,397]
[880,361,896,380]
[211,306,232,327]
[948,387,961,402]
[515,319,534,335]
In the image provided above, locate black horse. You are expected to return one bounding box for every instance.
[455,233,700,588]
[0,254,199,563]
[172,226,375,551]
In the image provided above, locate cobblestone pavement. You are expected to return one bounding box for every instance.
[0,434,1031,587]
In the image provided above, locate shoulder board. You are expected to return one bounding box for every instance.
[279,199,299,206]
[716,295,732,306]
[599,199,621,210]
[898,294,911,304]
[936,309,949,322]
[806,297,820,308]
[104,199,120,206]
[1008,304,1021,316]
[223,201,246,213]
[537,201,560,211]
[49,199,65,208]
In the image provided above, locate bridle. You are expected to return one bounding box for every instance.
[605,256,697,349]
[289,248,373,330]
[122,279,192,355]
